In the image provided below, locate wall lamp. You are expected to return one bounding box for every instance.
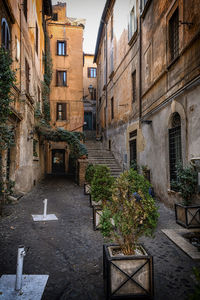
[27,130,34,141]
[141,120,152,125]
[88,84,93,94]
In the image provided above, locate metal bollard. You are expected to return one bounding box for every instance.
[43,199,47,219]
[15,245,26,291]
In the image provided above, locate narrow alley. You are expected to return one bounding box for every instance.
[0,176,199,300]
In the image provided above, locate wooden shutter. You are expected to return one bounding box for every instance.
[64,41,66,55]
[62,103,66,120]
[88,67,90,78]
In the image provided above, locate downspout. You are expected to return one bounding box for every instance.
[19,1,22,92]
[139,13,142,121]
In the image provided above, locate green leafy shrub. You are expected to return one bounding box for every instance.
[189,267,200,300]
[91,165,115,205]
[85,164,96,184]
[100,169,159,255]
[171,162,198,205]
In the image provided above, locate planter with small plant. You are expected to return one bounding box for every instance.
[84,163,96,195]
[172,162,199,228]
[90,165,114,230]
[100,168,158,299]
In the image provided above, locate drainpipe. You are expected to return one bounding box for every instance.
[19,1,22,92]
[139,13,142,121]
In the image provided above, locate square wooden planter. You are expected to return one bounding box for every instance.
[84,183,91,195]
[103,244,154,300]
[93,205,103,230]
[175,203,200,228]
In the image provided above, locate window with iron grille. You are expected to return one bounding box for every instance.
[129,130,137,139]
[130,139,137,166]
[88,68,96,78]
[23,0,27,21]
[1,18,10,50]
[57,103,66,120]
[169,112,182,184]
[132,71,136,103]
[25,58,30,94]
[111,97,114,119]
[36,22,38,55]
[169,8,179,61]
[57,41,66,56]
[56,71,67,86]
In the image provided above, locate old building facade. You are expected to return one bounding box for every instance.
[83,53,97,134]
[95,0,200,207]
[46,2,85,174]
[0,0,52,194]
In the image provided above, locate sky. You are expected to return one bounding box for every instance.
[52,0,107,54]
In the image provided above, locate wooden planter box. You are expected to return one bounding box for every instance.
[84,183,91,195]
[93,205,102,230]
[175,203,200,228]
[103,244,154,300]
[89,195,102,208]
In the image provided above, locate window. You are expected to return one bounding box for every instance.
[88,68,96,78]
[15,36,20,61]
[169,112,182,184]
[33,140,38,157]
[36,22,38,55]
[57,103,66,120]
[129,129,137,168]
[56,71,67,86]
[128,2,137,41]
[111,97,114,119]
[52,13,58,21]
[169,8,179,61]
[140,0,149,12]
[132,71,136,103]
[23,0,27,21]
[25,58,30,93]
[1,18,10,50]
[57,41,66,56]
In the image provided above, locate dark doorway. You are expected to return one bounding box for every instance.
[52,149,65,174]
[130,139,137,166]
[84,112,93,130]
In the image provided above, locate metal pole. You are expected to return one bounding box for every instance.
[15,245,26,291]
[43,199,47,219]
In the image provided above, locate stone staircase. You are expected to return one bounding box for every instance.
[85,140,122,177]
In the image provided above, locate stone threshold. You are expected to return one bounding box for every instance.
[162,228,200,260]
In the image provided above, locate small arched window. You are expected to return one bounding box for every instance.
[1,18,10,50]
[169,112,182,184]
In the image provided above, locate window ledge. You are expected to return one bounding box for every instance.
[56,54,69,57]
[33,157,39,161]
[55,85,69,87]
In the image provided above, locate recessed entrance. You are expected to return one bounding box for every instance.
[52,149,65,174]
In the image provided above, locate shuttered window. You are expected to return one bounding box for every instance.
[57,103,67,120]
[56,71,67,86]
[169,8,179,61]
[88,68,96,78]
[36,22,38,55]
[111,97,114,119]
[24,0,27,21]
[25,58,30,93]
[132,71,136,103]
[1,18,10,50]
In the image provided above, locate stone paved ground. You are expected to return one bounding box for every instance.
[0,176,199,300]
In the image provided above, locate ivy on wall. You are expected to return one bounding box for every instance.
[0,48,16,201]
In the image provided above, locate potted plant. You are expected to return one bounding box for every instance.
[90,165,114,230]
[100,168,159,299]
[84,163,96,195]
[171,162,199,228]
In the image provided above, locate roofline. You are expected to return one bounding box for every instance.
[94,0,113,63]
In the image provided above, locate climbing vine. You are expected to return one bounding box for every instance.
[0,47,16,201]
[41,31,53,123]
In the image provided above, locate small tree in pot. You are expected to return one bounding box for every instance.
[171,162,199,228]
[100,168,158,299]
[90,165,115,230]
[84,163,96,195]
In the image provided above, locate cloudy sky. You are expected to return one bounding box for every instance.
[52,0,106,54]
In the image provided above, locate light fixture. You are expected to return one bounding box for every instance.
[88,84,93,94]
[27,130,34,141]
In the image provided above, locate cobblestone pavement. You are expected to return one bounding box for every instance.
[0,176,199,300]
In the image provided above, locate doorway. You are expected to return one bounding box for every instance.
[84,112,93,130]
[52,149,65,174]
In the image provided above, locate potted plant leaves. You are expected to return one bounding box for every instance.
[100,168,158,299]
[171,162,199,228]
[90,165,114,230]
[84,163,96,195]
